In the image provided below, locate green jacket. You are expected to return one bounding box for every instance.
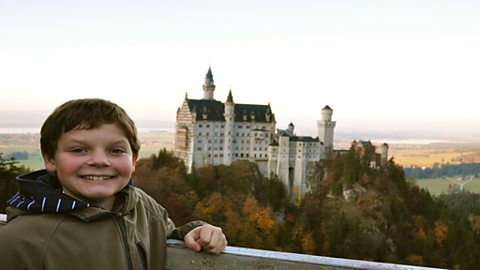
[0,171,204,270]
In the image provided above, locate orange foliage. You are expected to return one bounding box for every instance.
[301,233,316,254]
[433,221,448,247]
[412,215,427,240]
[286,213,296,223]
[406,254,424,265]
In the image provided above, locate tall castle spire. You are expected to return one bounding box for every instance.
[203,66,216,100]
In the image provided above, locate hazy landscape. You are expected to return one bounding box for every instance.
[2,127,480,196]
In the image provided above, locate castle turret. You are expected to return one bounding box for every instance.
[202,67,216,100]
[317,105,336,155]
[223,89,235,164]
[380,143,389,165]
[287,122,295,136]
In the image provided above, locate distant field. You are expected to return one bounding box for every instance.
[389,143,480,167]
[415,177,480,196]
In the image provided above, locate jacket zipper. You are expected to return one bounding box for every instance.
[116,214,135,270]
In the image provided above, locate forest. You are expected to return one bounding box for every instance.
[2,147,480,269]
[404,163,480,179]
[132,147,480,269]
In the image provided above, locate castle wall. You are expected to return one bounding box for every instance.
[174,100,195,171]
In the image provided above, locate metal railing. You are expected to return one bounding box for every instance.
[166,239,446,270]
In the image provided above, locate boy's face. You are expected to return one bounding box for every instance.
[43,124,138,210]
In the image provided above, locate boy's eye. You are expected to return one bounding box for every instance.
[70,148,87,153]
[111,148,126,154]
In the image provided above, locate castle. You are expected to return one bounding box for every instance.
[174,67,336,197]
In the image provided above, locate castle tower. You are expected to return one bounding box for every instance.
[202,67,216,100]
[380,143,389,165]
[223,89,235,165]
[317,105,336,154]
[287,122,295,136]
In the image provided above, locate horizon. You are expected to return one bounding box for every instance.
[1,1,479,139]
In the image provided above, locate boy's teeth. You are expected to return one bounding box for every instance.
[84,176,111,181]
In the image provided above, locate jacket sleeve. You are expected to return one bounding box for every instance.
[167,219,207,240]
[134,186,208,240]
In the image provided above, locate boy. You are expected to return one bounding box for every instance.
[0,98,227,269]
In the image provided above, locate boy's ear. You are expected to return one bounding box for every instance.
[131,153,139,170]
[42,152,57,173]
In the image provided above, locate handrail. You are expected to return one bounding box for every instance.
[166,239,447,270]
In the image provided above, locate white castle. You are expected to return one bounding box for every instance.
[174,67,336,197]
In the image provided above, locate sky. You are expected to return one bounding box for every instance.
[1,0,479,139]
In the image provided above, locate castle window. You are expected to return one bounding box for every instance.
[206,124,210,128]
[246,125,250,129]
[238,125,243,128]
[240,153,244,157]
[235,154,238,157]
[221,125,224,128]
[254,154,256,158]
[220,133,224,136]
[214,154,218,157]
[199,124,203,128]
[208,140,212,143]
[208,147,211,150]
[206,133,209,136]
[220,154,224,157]
[199,132,202,136]
[220,147,223,150]
[197,147,202,151]
[246,154,249,157]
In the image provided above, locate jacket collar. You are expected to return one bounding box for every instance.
[7,170,137,221]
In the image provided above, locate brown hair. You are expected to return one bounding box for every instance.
[40,98,140,158]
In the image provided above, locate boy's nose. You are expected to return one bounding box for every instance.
[87,151,112,167]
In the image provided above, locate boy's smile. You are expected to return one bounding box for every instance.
[43,124,138,210]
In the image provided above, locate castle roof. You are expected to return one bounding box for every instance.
[276,129,320,142]
[187,99,275,123]
[289,136,320,143]
[323,105,332,110]
[205,67,214,83]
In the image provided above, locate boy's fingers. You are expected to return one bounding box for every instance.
[184,225,227,254]
[184,229,202,251]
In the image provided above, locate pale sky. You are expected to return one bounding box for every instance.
[1,0,479,138]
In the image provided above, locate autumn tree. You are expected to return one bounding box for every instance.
[0,154,29,213]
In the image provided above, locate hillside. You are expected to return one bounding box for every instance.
[133,147,480,269]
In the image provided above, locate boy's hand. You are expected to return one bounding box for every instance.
[184,224,227,254]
